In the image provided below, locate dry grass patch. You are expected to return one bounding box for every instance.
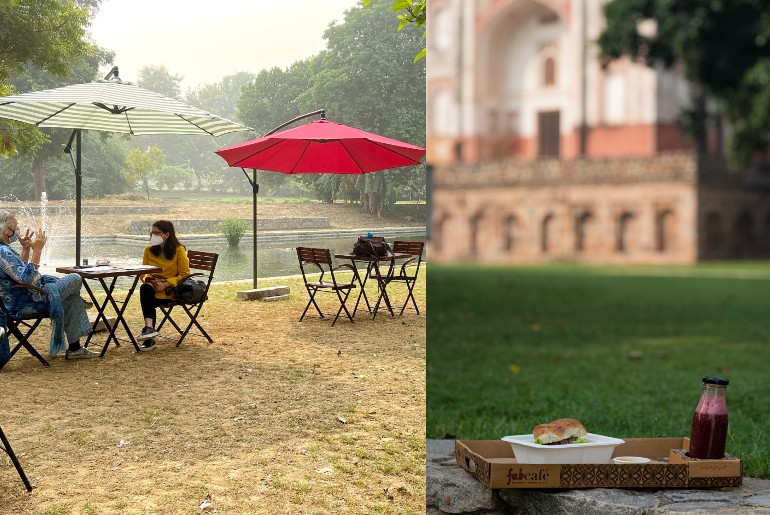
[1,273,425,514]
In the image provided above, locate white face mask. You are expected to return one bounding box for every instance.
[149,234,164,246]
[7,228,19,243]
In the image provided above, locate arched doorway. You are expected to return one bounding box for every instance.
[616,212,634,253]
[656,210,675,252]
[502,214,518,251]
[477,0,568,160]
[575,211,594,252]
[734,211,755,258]
[704,211,723,257]
[541,213,554,253]
[470,212,484,256]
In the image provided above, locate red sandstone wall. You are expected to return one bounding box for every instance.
[587,125,655,156]
[656,125,694,153]
[432,123,695,165]
[428,153,702,265]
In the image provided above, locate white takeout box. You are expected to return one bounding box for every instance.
[501,433,625,464]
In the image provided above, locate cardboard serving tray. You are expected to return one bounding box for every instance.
[456,438,742,489]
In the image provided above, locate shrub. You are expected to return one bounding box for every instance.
[219,218,247,247]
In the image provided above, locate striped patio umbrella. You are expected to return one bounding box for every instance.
[0,69,250,264]
[0,79,247,136]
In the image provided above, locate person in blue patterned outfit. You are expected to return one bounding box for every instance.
[0,209,97,366]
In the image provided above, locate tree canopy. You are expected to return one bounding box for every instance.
[364,0,426,61]
[1,0,426,213]
[122,145,164,200]
[598,0,770,165]
[238,0,426,215]
[0,0,100,156]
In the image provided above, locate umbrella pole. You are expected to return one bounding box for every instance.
[253,171,258,290]
[64,129,83,266]
[75,129,82,266]
[242,168,259,289]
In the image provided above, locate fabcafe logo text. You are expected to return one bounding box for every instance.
[506,467,550,485]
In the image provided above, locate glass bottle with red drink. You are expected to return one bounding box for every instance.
[688,376,729,459]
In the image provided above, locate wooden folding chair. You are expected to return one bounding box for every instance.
[0,285,51,371]
[0,421,33,492]
[386,241,425,315]
[297,247,357,326]
[156,250,218,347]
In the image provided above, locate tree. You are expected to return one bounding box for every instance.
[298,0,426,214]
[122,146,165,199]
[136,65,183,99]
[238,61,315,136]
[124,71,254,195]
[188,71,255,123]
[364,0,426,61]
[155,164,195,190]
[3,44,115,199]
[0,0,93,82]
[0,132,129,200]
[0,0,101,156]
[598,0,770,165]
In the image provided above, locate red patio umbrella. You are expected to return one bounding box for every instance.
[214,113,426,289]
[214,118,425,173]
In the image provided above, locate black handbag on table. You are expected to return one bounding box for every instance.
[353,236,390,257]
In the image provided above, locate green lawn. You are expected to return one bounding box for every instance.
[427,263,770,478]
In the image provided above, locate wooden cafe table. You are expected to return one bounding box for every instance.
[334,251,411,319]
[55,264,161,357]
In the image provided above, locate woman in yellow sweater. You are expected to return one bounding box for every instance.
[136,220,190,350]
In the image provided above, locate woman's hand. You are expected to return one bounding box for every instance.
[30,229,46,251]
[153,279,170,293]
[18,229,33,250]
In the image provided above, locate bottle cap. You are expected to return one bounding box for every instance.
[702,376,729,385]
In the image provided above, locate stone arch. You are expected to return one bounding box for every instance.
[477,0,570,29]
[541,213,554,253]
[655,209,676,252]
[478,3,566,98]
[469,211,484,256]
[502,214,519,251]
[541,46,558,87]
[476,0,568,160]
[432,212,452,253]
[733,211,755,258]
[616,212,635,253]
[543,56,556,86]
[575,211,594,252]
[703,211,723,256]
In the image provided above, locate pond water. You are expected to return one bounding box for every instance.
[38,231,426,283]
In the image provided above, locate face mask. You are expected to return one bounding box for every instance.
[7,228,19,244]
[150,234,164,246]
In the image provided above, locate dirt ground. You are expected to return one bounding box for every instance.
[1,202,426,514]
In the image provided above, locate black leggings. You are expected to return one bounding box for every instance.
[139,283,172,326]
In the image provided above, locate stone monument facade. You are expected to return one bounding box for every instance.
[427,0,770,264]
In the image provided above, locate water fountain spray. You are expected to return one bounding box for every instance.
[39,192,49,265]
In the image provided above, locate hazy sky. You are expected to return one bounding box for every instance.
[90,0,359,92]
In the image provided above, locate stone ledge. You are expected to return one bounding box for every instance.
[125,218,330,234]
[259,294,289,302]
[87,312,115,332]
[236,286,290,301]
[426,439,770,514]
